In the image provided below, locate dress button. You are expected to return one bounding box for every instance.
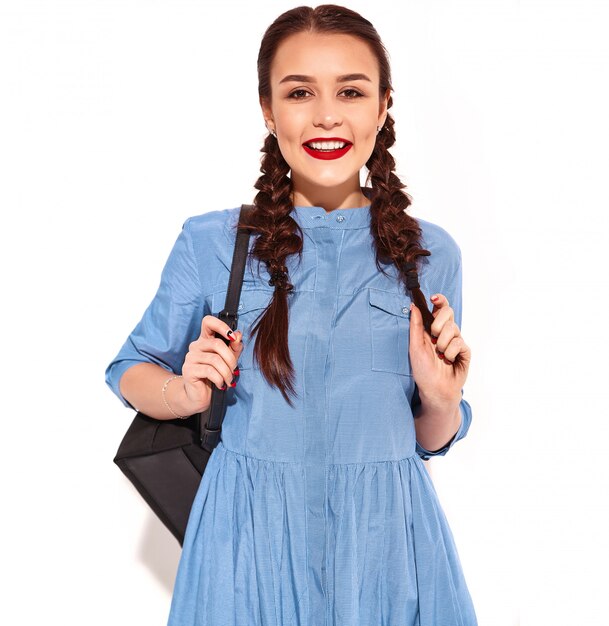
[336,214,345,223]
[238,303,243,310]
[402,306,409,314]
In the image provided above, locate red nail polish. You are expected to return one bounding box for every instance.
[431,336,437,344]
[431,295,439,301]
[221,382,228,390]
[437,352,444,358]
[227,330,236,342]
[233,368,240,376]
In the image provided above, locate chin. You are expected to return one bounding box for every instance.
[298,167,360,189]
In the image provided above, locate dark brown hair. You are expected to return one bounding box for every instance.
[239,4,430,406]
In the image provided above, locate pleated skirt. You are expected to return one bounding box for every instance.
[166,441,477,626]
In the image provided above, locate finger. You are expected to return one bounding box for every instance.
[186,363,226,391]
[443,337,464,364]
[429,306,456,342]
[200,314,242,344]
[433,319,461,353]
[202,357,239,388]
[230,330,244,355]
[188,338,240,382]
[436,338,459,365]
[201,352,239,388]
[430,293,451,316]
[438,337,471,373]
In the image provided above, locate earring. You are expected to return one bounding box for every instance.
[267,126,276,137]
[377,126,382,133]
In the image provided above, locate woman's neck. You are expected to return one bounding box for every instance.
[291,177,369,212]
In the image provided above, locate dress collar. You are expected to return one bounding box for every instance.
[290,203,372,230]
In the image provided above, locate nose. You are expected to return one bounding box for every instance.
[312,95,342,130]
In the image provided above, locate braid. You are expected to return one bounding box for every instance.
[366,101,431,308]
[238,133,303,406]
[242,3,435,407]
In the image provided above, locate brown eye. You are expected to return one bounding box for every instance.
[341,89,364,98]
[288,89,311,99]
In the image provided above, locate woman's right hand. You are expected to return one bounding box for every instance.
[181,315,244,413]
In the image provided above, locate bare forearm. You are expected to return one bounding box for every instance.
[119,362,210,420]
[413,391,462,453]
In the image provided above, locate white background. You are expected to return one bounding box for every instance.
[1,1,607,624]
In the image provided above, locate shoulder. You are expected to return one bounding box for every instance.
[183,206,242,243]
[413,215,462,277]
[179,207,247,294]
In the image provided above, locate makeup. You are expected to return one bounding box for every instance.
[302,137,353,160]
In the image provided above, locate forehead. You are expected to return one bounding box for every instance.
[270,31,380,83]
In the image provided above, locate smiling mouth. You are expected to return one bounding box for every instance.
[304,140,351,151]
[302,138,353,160]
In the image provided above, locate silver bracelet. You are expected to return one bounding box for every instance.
[161,375,188,419]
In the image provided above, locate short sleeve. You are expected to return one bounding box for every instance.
[104,217,205,409]
[413,248,473,460]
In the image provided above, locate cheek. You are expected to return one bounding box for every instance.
[356,121,379,147]
[274,106,306,139]
[353,110,380,140]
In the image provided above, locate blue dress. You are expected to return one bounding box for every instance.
[105,204,477,626]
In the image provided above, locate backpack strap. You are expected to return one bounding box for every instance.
[201,204,254,450]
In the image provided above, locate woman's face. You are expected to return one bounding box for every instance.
[261,31,389,205]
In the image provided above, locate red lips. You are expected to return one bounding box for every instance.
[302,137,353,161]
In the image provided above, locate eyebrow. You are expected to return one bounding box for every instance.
[278,73,372,84]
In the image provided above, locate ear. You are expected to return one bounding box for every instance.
[377,88,390,128]
[260,97,274,129]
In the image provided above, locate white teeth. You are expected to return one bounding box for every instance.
[308,140,347,151]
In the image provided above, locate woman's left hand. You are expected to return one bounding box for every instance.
[409,293,471,408]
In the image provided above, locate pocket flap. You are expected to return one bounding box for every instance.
[238,289,274,315]
[368,289,411,318]
[213,288,273,317]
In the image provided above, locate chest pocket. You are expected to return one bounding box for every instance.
[368,288,413,377]
[225,288,274,370]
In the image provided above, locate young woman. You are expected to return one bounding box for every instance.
[105,5,477,625]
